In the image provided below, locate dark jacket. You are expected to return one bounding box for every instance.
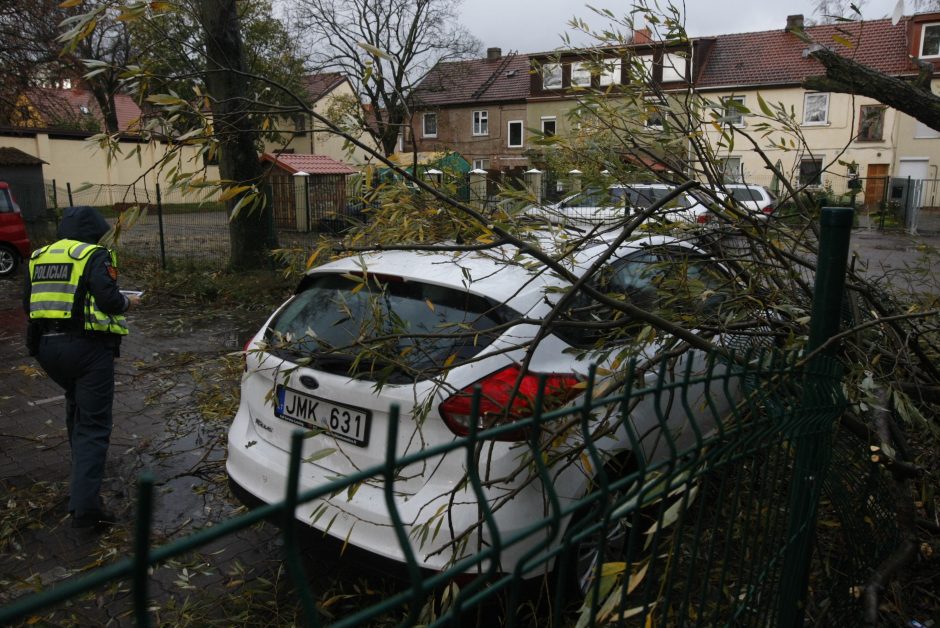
[24,206,129,328]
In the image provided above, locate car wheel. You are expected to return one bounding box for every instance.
[0,244,20,277]
[559,454,648,597]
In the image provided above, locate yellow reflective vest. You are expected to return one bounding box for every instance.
[28,239,129,336]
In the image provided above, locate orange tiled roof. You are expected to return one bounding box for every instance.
[301,73,348,103]
[697,18,915,89]
[262,153,357,175]
[22,87,142,132]
[412,53,530,106]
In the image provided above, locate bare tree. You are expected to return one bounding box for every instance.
[289,0,481,156]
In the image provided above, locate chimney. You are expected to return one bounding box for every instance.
[487,47,501,60]
[632,28,652,44]
[785,14,804,33]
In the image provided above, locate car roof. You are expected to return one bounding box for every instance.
[304,233,691,314]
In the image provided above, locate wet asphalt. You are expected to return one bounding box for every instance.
[0,225,937,624]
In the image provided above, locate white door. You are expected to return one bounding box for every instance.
[898,158,929,230]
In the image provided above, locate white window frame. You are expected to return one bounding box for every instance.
[507,120,524,148]
[599,59,621,86]
[802,92,830,126]
[571,62,592,87]
[799,156,824,187]
[472,110,488,136]
[541,63,562,89]
[661,53,687,83]
[722,157,743,183]
[541,116,557,136]
[472,158,489,171]
[422,112,437,138]
[645,98,664,129]
[920,23,940,58]
[720,96,746,127]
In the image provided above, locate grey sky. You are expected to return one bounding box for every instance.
[458,0,903,53]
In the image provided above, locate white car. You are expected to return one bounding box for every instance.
[525,184,718,227]
[718,184,778,217]
[226,233,744,585]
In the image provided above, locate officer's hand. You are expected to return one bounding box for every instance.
[127,294,142,309]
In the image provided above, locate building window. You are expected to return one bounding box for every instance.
[507,120,523,147]
[645,99,664,129]
[472,158,489,171]
[722,157,743,182]
[422,112,437,138]
[857,105,885,141]
[661,53,687,82]
[636,55,654,81]
[799,157,823,186]
[720,96,746,126]
[920,23,940,57]
[599,59,621,86]
[541,116,556,136]
[802,93,829,125]
[472,110,488,136]
[571,62,592,87]
[541,63,562,89]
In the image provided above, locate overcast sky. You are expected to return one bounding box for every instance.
[457,0,904,53]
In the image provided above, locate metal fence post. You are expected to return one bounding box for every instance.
[155,183,167,270]
[778,206,854,626]
[66,182,73,206]
[133,472,154,628]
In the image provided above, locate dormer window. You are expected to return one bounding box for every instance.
[79,105,91,115]
[599,59,621,86]
[571,62,592,87]
[541,63,562,89]
[920,23,940,58]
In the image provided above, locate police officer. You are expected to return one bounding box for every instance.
[24,206,141,529]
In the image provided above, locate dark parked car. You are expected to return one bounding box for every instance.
[0,182,30,277]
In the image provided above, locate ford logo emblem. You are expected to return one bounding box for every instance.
[299,375,319,390]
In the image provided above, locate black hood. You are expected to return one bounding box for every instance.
[57,206,111,244]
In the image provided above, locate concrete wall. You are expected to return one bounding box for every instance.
[0,131,220,189]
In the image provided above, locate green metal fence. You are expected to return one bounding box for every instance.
[1,349,849,627]
[1,208,896,626]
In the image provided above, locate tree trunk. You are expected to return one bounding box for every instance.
[199,0,277,270]
[804,47,940,132]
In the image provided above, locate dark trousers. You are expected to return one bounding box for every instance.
[37,334,115,516]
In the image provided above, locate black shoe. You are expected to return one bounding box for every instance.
[71,509,117,529]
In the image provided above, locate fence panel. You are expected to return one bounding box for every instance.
[0,348,878,627]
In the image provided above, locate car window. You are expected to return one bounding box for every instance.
[555,248,730,347]
[0,190,13,213]
[627,186,674,209]
[729,187,764,203]
[561,187,628,208]
[266,273,518,383]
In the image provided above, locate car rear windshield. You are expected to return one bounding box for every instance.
[729,187,764,202]
[265,273,518,384]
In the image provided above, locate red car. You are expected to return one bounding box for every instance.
[0,182,31,277]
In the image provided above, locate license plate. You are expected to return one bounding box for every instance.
[274,385,371,447]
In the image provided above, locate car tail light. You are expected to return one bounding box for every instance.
[243,338,253,372]
[696,213,713,224]
[762,205,775,215]
[439,365,582,441]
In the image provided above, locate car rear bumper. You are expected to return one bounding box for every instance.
[226,405,570,578]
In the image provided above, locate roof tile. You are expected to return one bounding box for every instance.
[262,153,357,175]
[697,18,914,89]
